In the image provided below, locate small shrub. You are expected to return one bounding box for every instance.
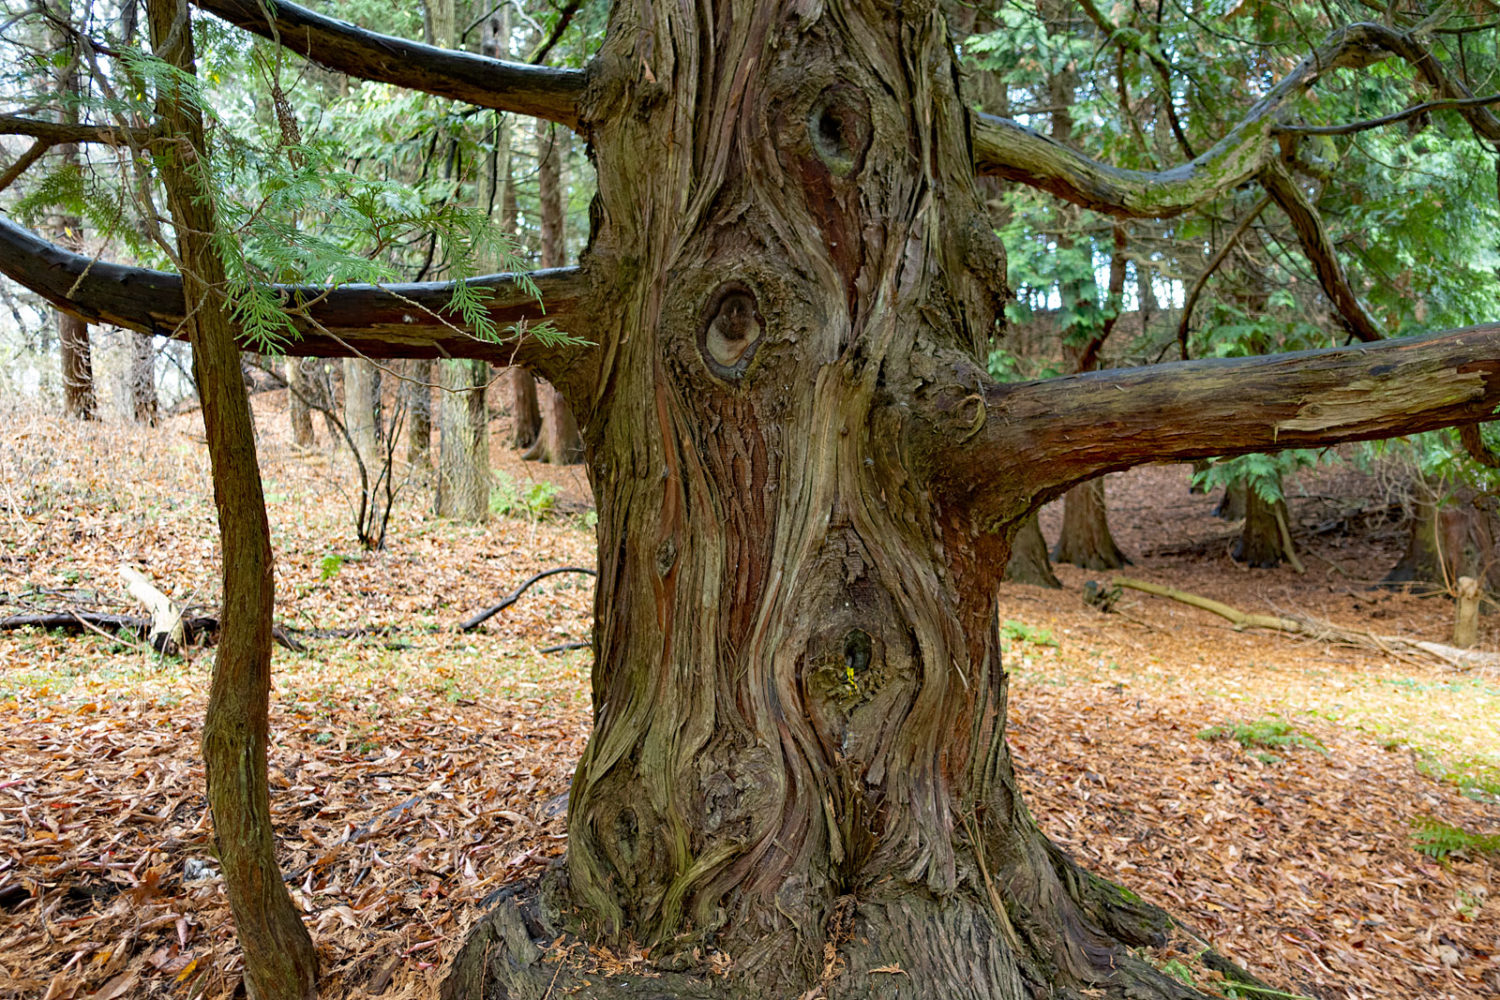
[491,473,560,520]
[1198,717,1325,760]
[1411,818,1500,860]
[1001,619,1058,648]
[319,553,346,580]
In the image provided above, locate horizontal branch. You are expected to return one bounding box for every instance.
[918,325,1500,531]
[0,114,153,146]
[193,0,586,129]
[0,216,595,384]
[971,22,1495,218]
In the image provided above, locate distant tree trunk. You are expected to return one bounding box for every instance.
[145,0,317,996]
[1384,485,1500,592]
[1053,477,1130,569]
[51,11,95,420]
[1233,485,1287,568]
[286,357,315,447]
[343,357,380,470]
[1214,479,1247,520]
[406,358,432,465]
[1004,512,1061,588]
[129,332,158,424]
[436,358,490,521]
[505,368,540,449]
[527,118,582,464]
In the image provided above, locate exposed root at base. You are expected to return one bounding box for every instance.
[439,865,1280,1000]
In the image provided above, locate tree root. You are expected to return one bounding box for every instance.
[441,866,1247,1000]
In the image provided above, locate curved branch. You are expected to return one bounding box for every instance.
[0,216,595,386]
[917,325,1500,530]
[192,0,586,129]
[971,22,1497,218]
[1259,163,1384,343]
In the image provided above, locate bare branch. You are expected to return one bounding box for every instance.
[192,0,586,129]
[972,22,1498,218]
[916,326,1500,530]
[0,216,595,386]
[1259,163,1385,343]
[0,114,153,146]
[1176,193,1271,359]
[1273,92,1500,136]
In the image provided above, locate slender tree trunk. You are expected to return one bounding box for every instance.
[51,13,94,420]
[1053,477,1130,569]
[286,357,315,447]
[1004,511,1062,588]
[436,358,490,521]
[527,118,582,464]
[406,358,432,465]
[145,0,317,996]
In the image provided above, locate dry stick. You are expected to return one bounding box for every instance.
[1272,506,1307,574]
[1113,576,1499,671]
[459,566,596,631]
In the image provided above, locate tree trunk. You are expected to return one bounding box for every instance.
[1233,485,1287,568]
[527,118,582,465]
[343,357,380,470]
[1214,479,1246,520]
[447,1,1196,996]
[1004,511,1061,588]
[1384,485,1500,592]
[436,358,489,522]
[145,0,317,996]
[1053,478,1130,570]
[506,367,541,449]
[406,358,432,465]
[51,9,95,421]
[286,356,316,447]
[129,331,158,424]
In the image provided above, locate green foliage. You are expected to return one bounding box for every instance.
[319,554,346,581]
[1198,717,1325,762]
[1000,620,1058,648]
[1190,451,1323,506]
[1410,818,1500,861]
[490,473,560,520]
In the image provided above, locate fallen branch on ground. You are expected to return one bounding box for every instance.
[460,567,596,631]
[0,610,305,651]
[1112,577,1499,671]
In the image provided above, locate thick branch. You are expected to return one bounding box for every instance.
[919,325,1500,531]
[0,217,594,387]
[1259,163,1385,343]
[971,22,1492,218]
[192,0,586,129]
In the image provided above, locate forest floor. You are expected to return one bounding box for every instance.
[0,390,1496,1000]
